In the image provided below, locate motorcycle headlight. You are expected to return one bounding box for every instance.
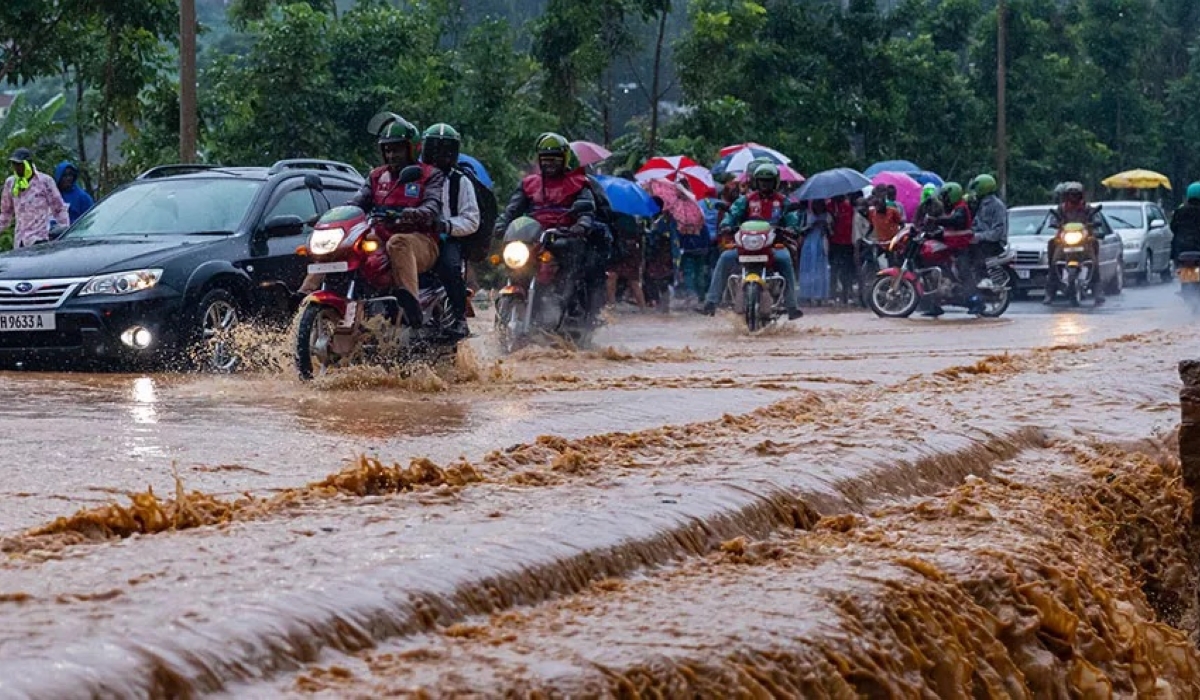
[503,241,530,269]
[79,269,163,296]
[1062,230,1084,246]
[309,228,346,255]
[737,233,768,251]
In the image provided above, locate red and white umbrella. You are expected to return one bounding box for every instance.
[717,142,791,163]
[570,140,612,168]
[635,155,717,199]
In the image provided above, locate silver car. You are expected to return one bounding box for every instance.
[1007,205,1124,298]
[1095,200,1173,284]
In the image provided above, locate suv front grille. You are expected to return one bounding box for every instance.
[1014,251,1042,266]
[0,278,89,310]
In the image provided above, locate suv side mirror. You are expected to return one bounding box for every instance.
[263,214,305,238]
[1150,218,1166,229]
[48,225,68,241]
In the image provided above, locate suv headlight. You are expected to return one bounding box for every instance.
[79,269,163,296]
[309,228,346,255]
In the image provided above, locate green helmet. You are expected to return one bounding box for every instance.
[421,123,461,168]
[377,117,419,165]
[1187,182,1200,201]
[968,174,997,197]
[752,163,780,192]
[921,183,937,202]
[535,132,576,173]
[940,182,964,205]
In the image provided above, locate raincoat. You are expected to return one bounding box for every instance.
[798,209,831,301]
[54,161,94,223]
[0,163,69,248]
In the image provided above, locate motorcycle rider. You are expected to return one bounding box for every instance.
[965,174,1007,313]
[1171,182,1200,264]
[913,183,944,230]
[1043,181,1108,305]
[495,132,604,319]
[421,123,478,339]
[696,163,803,319]
[918,182,973,317]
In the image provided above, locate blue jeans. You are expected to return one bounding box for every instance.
[705,249,797,311]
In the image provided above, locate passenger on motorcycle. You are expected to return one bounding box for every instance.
[422,123,478,339]
[1042,181,1108,305]
[1170,182,1200,264]
[963,175,1007,309]
[495,133,606,319]
[696,163,803,319]
[300,117,445,326]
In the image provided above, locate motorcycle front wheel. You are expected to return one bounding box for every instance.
[744,282,762,332]
[869,276,920,318]
[295,303,343,380]
[494,294,526,355]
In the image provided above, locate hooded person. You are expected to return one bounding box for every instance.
[0,148,70,248]
[1171,182,1200,264]
[54,161,94,223]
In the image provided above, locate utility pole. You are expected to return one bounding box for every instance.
[996,0,1007,200]
[179,0,198,163]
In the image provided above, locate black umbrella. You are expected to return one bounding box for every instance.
[791,167,872,201]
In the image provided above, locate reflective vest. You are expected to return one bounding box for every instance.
[522,171,588,229]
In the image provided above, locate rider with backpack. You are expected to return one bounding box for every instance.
[421,123,497,339]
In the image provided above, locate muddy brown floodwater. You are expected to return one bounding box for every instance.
[0,285,1196,697]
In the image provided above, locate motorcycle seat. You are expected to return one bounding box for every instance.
[985,250,1017,266]
[1179,252,1200,264]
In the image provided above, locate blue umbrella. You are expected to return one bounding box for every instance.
[864,159,922,177]
[457,154,493,188]
[911,171,944,187]
[594,175,661,217]
[791,167,872,201]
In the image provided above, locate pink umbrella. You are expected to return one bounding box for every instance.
[737,163,806,184]
[570,140,611,168]
[635,156,717,199]
[870,171,923,223]
[642,178,705,234]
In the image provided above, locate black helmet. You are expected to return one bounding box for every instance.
[377,117,419,166]
[421,123,461,169]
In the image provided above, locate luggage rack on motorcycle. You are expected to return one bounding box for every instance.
[268,159,362,178]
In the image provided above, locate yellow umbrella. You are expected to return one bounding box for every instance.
[1101,169,1172,190]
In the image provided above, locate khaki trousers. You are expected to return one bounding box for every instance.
[387,233,439,300]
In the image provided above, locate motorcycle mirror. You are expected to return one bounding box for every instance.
[570,200,595,215]
[367,111,404,136]
[397,165,424,185]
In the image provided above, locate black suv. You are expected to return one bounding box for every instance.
[0,159,365,369]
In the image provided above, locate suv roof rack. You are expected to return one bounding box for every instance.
[136,164,225,180]
[268,159,362,178]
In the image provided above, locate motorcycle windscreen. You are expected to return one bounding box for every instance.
[317,205,366,226]
[504,216,543,244]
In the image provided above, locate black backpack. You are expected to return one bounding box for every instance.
[450,165,498,263]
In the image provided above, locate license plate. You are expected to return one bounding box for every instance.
[1063,246,1084,253]
[307,261,348,274]
[0,312,55,332]
[1016,269,1030,279]
[1180,267,1200,283]
[738,255,769,263]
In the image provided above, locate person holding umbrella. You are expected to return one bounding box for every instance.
[696,163,803,319]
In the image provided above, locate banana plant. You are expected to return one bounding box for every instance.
[0,92,67,155]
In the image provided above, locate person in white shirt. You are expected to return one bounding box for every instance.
[421,123,479,339]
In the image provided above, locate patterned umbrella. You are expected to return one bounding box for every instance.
[635,156,717,199]
[717,142,791,162]
[570,141,612,168]
[642,178,705,234]
[737,163,806,184]
[711,146,790,177]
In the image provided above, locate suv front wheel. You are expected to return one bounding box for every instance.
[193,287,241,372]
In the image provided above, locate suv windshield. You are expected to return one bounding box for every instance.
[67,178,262,237]
[1102,206,1145,230]
[1008,209,1051,236]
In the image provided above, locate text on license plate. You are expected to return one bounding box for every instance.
[1016,269,1030,279]
[738,255,769,263]
[0,312,55,332]
[307,261,349,274]
[1062,246,1084,253]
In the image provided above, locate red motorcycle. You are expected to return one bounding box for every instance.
[868,224,1016,318]
[293,169,457,379]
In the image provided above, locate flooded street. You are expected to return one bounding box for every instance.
[1,285,1198,697]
